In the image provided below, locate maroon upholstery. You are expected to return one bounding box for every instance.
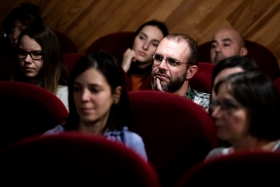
[176,151,280,187]
[139,62,214,93]
[55,31,78,54]
[0,133,160,187]
[273,76,280,95]
[62,53,86,74]
[85,31,134,62]
[0,53,14,81]
[190,62,215,93]
[198,40,280,81]
[0,81,68,149]
[63,53,132,91]
[128,91,218,187]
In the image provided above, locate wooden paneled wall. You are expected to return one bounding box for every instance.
[1,0,280,65]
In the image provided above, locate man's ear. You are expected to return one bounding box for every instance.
[240,47,248,56]
[186,65,198,80]
[113,86,122,104]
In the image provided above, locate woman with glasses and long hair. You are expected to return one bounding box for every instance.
[205,71,280,161]
[122,20,168,91]
[13,24,69,110]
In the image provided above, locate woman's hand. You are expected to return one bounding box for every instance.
[122,48,136,72]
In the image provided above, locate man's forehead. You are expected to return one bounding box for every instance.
[156,39,189,54]
[213,29,241,42]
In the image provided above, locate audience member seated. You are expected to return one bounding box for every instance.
[151,33,210,112]
[43,51,147,161]
[0,3,43,64]
[210,56,260,147]
[121,20,168,91]
[198,27,280,80]
[13,24,69,110]
[209,28,248,65]
[205,72,280,161]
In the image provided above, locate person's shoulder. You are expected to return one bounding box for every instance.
[42,124,65,136]
[205,147,230,162]
[193,89,210,98]
[122,126,143,143]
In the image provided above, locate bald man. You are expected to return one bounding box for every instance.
[210,28,248,64]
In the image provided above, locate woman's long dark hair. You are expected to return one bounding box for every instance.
[14,24,68,93]
[65,51,131,131]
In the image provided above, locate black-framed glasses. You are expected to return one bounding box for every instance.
[152,53,188,66]
[17,49,44,60]
[209,99,243,113]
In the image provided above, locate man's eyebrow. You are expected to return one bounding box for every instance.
[221,38,232,42]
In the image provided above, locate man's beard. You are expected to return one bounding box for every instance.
[151,72,187,93]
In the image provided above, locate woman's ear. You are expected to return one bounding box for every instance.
[113,86,122,104]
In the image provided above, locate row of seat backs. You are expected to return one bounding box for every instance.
[0,132,160,187]
[0,82,218,187]
[176,151,280,187]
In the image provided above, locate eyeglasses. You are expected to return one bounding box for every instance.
[209,99,243,113]
[17,49,44,60]
[152,53,188,67]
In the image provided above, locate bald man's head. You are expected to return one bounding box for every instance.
[210,28,248,64]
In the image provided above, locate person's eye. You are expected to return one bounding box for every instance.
[31,52,43,57]
[223,43,231,47]
[211,43,217,48]
[223,99,240,110]
[167,58,179,66]
[73,86,81,92]
[152,42,159,47]
[89,87,101,93]
[154,54,162,61]
[138,35,145,40]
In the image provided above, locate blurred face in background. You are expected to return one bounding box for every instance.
[210,28,247,64]
[8,20,27,49]
[132,25,164,65]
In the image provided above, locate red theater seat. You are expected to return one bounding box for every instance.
[128,91,218,187]
[176,151,280,187]
[0,81,68,149]
[85,31,134,62]
[0,133,160,187]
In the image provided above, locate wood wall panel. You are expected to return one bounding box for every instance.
[0,0,280,66]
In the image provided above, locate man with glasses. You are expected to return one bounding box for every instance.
[151,33,210,112]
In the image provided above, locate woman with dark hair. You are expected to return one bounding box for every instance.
[44,51,147,161]
[205,71,280,161]
[14,24,69,110]
[0,3,43,63]
[122,20,168,90]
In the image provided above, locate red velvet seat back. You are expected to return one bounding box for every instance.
[85,31,134,62]
[0,81,68,149]
[198,40,280,81]
[0,133,160,187]
[0,53,14,81]
[63,53,86,74]
[55,31,78,54]
[177,151,280,187]
[273,76,280,95]
[128,91,218,187]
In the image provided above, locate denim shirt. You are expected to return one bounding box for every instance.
[43,125,147,162]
